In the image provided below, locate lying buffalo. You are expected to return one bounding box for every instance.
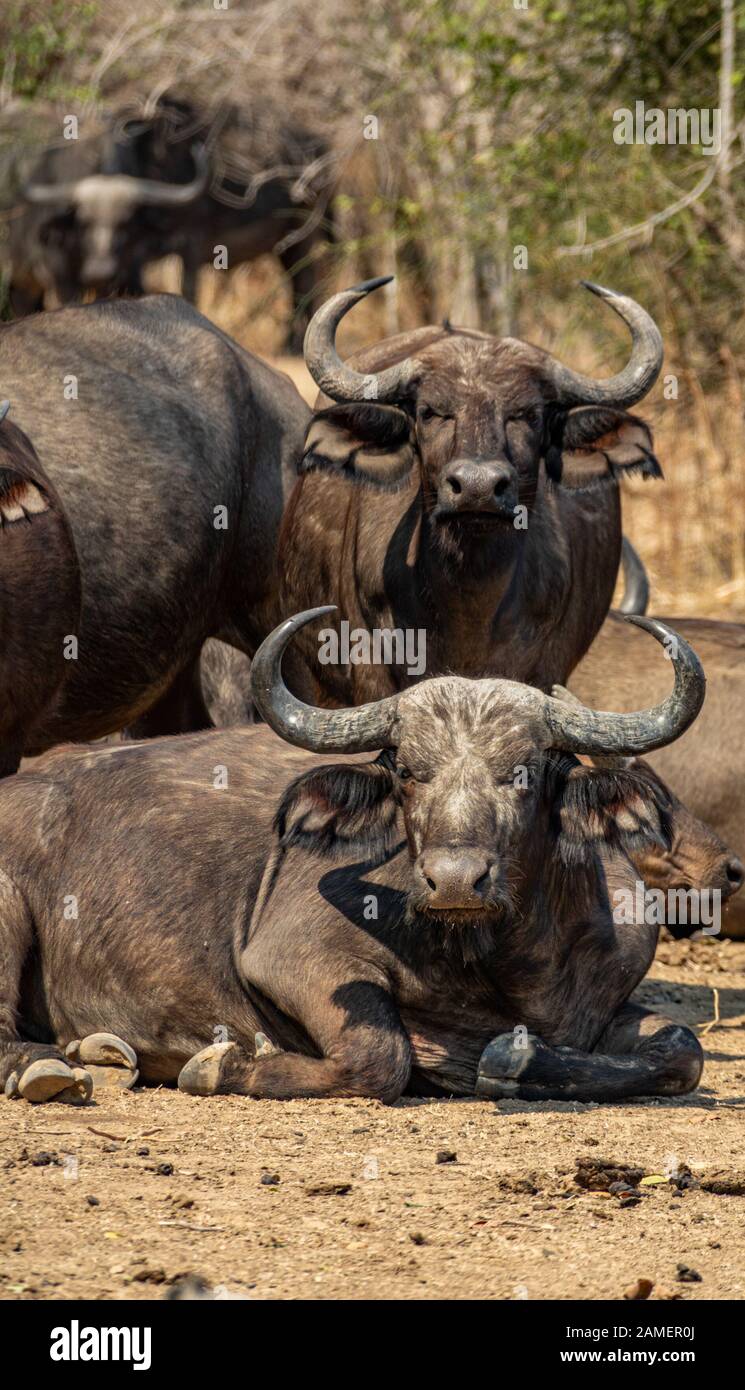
[0,402,80,775]
[552,684,743,934]
[0,293,306,756]
[279,277,664,702]
[0,609,707,1106]
[571,557,745,936]
[199,634,743,933]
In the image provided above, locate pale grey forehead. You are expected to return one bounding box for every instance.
[75,180,137,217]
[417,336,544,375]
[396,677,548,748]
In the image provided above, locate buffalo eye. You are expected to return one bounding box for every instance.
[396,763,414,782]
[417,403,448,424]
[505,408,542,435]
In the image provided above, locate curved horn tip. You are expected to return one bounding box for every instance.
[623,614,671,639]
[350,275,395,296]
[281,604,338,634]
[623,614,706,688]
[0,401,10,423]
[580,280,616,300]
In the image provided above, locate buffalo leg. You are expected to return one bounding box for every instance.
[0,871,92,1103]
[125,658,213,739]
[179,980,412,1103]
[475,1004,703,1103]
[181,258,199,305]
[7,282,44,318]
[278,239,317,354]
[178,1039,410,1103]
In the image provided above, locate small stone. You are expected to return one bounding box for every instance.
[136,1147,149,1157]
[676,1264,702,1283]
[260,1172,280,1186]
[85,1195,100,1207]
[436,1150,457,1164]
[624,1277,654,1301]
[30,1151,58,1167]
[132,1268,167,1284]
[156,1163,174,1177]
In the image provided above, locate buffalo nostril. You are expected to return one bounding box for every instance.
[473,867,491,895]
[726,857,744,890]
[493,475,510,497]
[425,874,437,892]
[446,475,462,495]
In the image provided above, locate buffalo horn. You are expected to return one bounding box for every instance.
[23,144,209,208]
[303,277,420,403]
[547,282,663,408]
[543,617,704,756]
[249,607,400,753]
[617,536,650,615]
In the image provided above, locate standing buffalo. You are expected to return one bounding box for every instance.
[0,293,308,756]
[0,402,80,775]
[0,609,707,1106]
[0,279,662,768]
[571,545,745,935]
[278,276,664,702]
[13,95,335,351]
[6,122,208,316]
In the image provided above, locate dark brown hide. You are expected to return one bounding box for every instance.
[0,674,702,1105]
[279,325,661,704]
[0,296,307,757]
[0,410,80,775]
[571,612,745,937]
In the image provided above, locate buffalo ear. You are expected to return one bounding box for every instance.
[549,406,662,489]
[556,764,671,868]
[274,759,399,860]
[300,403,416,489]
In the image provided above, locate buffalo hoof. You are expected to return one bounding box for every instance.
[66,1033,139,1091]
[254,1031,282,1058]
[475,1032,542,1099]
[13,1058,93,1105]
[178,1042,237,1096]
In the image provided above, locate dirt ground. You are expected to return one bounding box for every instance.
[1,938,744,1303]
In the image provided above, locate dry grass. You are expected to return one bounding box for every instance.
[613,343,745,620]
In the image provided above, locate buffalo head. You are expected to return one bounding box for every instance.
[24,143,209,294]
[553,683,744,933]
[301,278,663,555]
[251,607,705,938]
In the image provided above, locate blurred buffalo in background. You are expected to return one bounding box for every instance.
[6,94,336,351]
